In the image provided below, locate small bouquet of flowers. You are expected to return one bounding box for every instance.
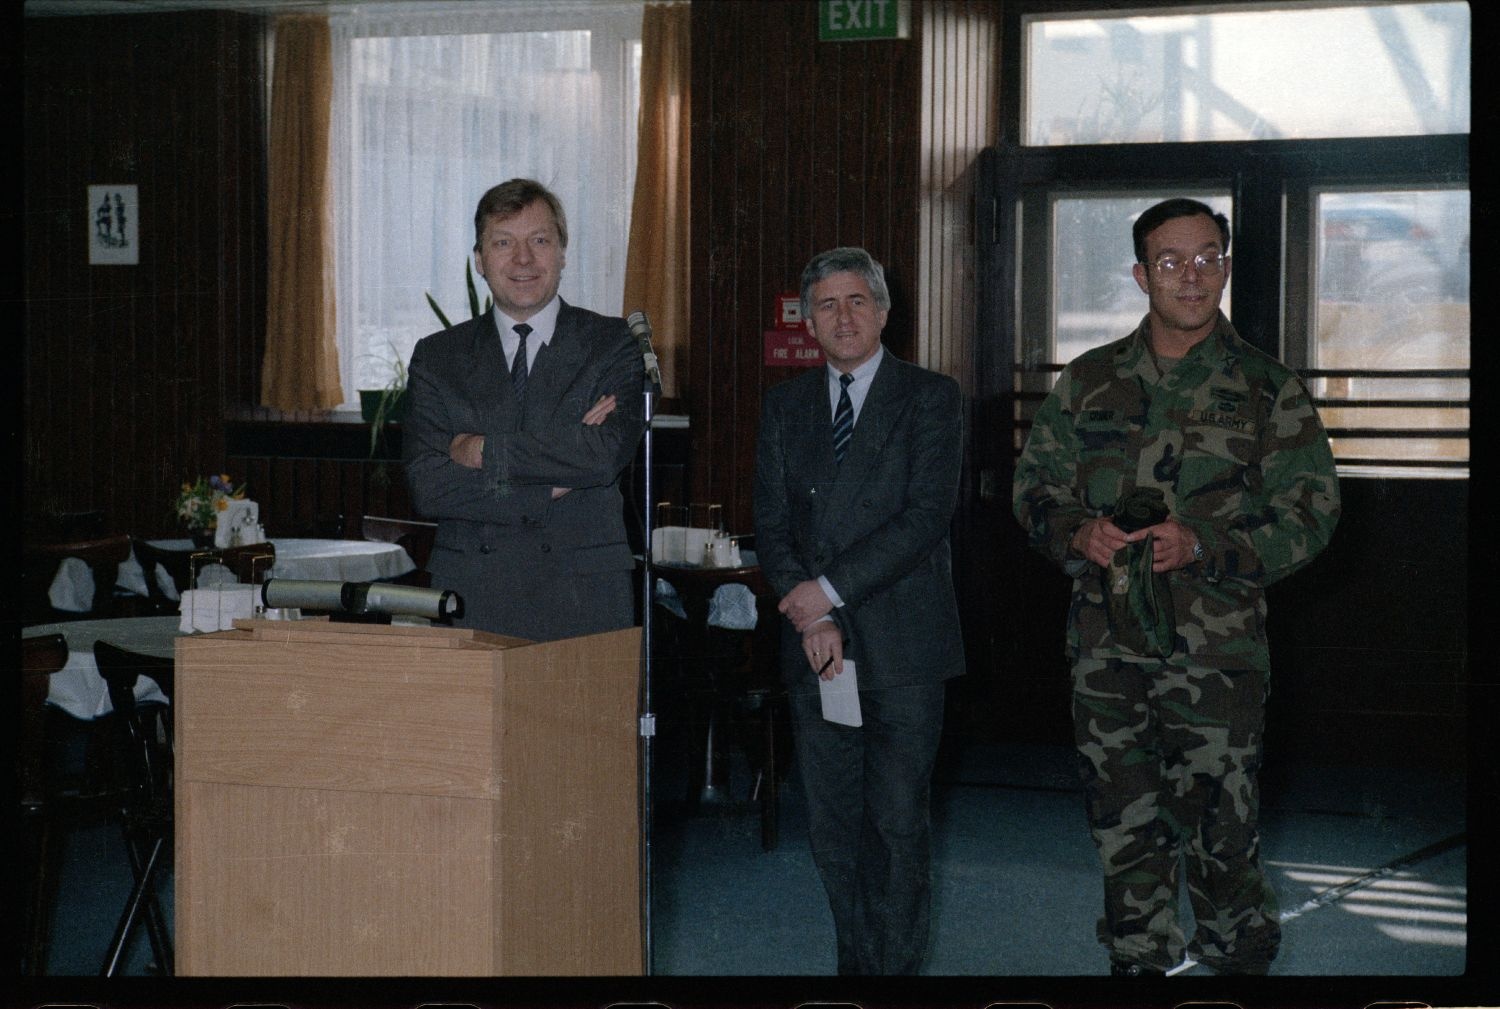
[176,473,245,533]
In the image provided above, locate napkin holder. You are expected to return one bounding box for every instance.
[651,527,741,567]
[215,498,264,548]
[180,584,260,633]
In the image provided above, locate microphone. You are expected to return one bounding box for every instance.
[626,310,662,388]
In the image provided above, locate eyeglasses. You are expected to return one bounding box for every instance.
[1147,252,1227,277]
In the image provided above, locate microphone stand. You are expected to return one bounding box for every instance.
[637,350,658,976]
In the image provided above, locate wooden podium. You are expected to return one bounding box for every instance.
[174,619,642,976]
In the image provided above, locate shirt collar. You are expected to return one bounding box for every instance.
[1125,311,1235,376]
[495,296,561,347]
[826,344,885,387]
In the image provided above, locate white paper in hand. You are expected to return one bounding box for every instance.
[818,659,862,727]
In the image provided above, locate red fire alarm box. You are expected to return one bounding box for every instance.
[774,292,804,331]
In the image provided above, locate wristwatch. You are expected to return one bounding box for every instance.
[1191,538,1205,563]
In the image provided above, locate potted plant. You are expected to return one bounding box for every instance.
[361,345,409,457]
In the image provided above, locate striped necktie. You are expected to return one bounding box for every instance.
[832,373,854,465]
[511,323,531,403]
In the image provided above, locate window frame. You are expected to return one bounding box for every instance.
[982,0,1469,477]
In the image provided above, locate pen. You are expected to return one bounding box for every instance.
[818,654,835,676]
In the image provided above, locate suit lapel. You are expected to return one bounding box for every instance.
[824,356,909,516]
[521,300,586,427]
[782,370,836,531]
[462,311,519,429]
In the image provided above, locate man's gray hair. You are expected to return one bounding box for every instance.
[799,247,891,320]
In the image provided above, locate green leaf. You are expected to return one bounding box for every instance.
[425,291,453,330]
[466,259,483,319]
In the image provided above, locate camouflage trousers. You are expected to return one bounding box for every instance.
[1071,656,1281,974]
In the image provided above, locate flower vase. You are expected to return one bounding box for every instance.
[190,530,215,549]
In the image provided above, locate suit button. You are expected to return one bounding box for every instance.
[479,544,491,554]
[541,544,552,553]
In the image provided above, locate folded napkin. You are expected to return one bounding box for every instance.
[180,584,258,632]
[653,578,687,620]
[48,556,95,612]
[115,554,181,601]
[215,498,262,548]
[651,579,758,630]
[707,583,758,630]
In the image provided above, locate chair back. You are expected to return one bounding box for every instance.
[90,640,178,977]
[217,542,277,584]
[92,641,175,802]
[135,538,277,594]
[131,537,193,610]
[21,634,70,808]
[22,533,132,624]
[360,515,436,586]
[25,510,107,542]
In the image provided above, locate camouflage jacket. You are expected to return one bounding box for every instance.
[1013,313,1340,670]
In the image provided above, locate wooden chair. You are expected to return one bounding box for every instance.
[359,515,436,587]
[132,539,277,615]
[20,634,68,975]
[217,542,277,585]
[22,533,133,625]
[92,641,176,977]
[25,509,107,542]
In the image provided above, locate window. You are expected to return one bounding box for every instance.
[328,3,644,401]
[1025,3,1470,145]
[1309,187,1469,469]
[989,1,1469,477]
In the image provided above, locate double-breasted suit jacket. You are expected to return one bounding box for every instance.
[754,352,965,689]
[404,300,645,641]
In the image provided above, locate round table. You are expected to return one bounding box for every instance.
[147,537,415,583]
[107,537,417,603]
[24,616,181,720]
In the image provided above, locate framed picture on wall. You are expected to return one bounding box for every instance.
[88,184,138,265]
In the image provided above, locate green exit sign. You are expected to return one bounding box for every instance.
[819,0,910,41]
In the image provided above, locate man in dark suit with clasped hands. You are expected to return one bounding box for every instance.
[404,179,644,641]
[753,247,965,975]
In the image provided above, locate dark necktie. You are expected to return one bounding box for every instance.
[832,373,854,465]
[511,323,531,403]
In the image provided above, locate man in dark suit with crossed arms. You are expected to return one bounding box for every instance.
[754,246,965,974]
[404,178,644,641]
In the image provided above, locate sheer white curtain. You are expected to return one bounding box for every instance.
[330,2,644,401]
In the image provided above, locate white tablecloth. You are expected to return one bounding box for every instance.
[53,537,417,610]
[25,616,181,720]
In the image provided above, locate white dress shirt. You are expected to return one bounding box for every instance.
[495,296,561,373]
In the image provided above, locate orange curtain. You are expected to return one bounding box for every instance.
[622,3,691,400]
[261,14,342,412]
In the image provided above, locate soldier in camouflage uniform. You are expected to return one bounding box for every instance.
[1012,198,1340,976]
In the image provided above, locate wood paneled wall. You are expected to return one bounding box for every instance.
[23,11,267,537]
[687,1,999,534]
[687,1,924,533]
